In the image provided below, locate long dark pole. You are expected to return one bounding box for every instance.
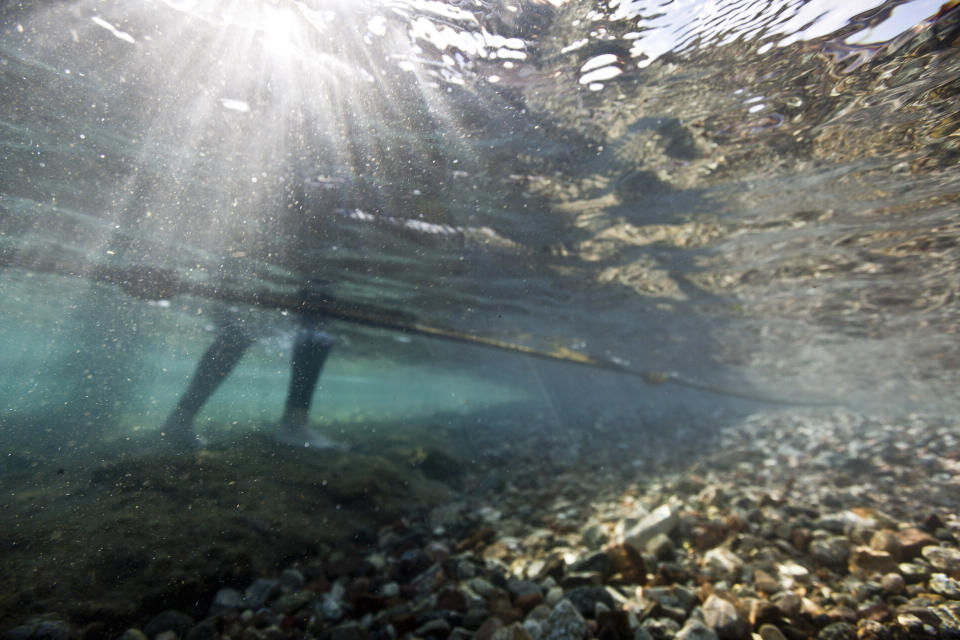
[2,248,833,406]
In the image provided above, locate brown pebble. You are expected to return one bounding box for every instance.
[856,602,891,623]
[456,526,496,552]
[868,531,902,562]
[691,520,728,551]
[514,592,543,613]
[749,598,782,626]
[773,593,802,618]
[791,527,812,553]
[754,569,779,595]
[848,547,899,577]
[893,528,937,559]
[606,544,646,585]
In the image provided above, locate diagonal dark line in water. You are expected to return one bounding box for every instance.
[3,250,834,407]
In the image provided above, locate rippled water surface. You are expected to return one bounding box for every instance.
[1,0,959,435]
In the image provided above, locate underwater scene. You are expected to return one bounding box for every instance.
[1,0,960,638]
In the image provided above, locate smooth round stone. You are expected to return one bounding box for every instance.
[880,572,905,595]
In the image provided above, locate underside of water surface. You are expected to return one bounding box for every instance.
[0,0,959,636]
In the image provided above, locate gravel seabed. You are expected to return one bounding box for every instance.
[4,408,959,640]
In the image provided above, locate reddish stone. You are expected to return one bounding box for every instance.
[894,528,938,559]
[791,527,812,553]
[514,592,543,614]
[725,513,749,533]
[691,521,728,551]
[849,547,899,577]
[606,544,646,585]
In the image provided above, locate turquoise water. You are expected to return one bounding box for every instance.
[1,0,959,448]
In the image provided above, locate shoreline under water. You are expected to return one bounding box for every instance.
[2,407,959,639]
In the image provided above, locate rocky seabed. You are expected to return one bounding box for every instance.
[5,408,960,640]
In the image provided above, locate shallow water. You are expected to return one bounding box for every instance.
[1,0,959,631]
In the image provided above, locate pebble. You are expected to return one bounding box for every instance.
[848,547,898,577]
[704,548,743,581]
[810,536,850,570]
[815,621,856,639]
[880,572,905,595]
[922,545,960,574]
[675,619,719,640]
[756,624,787,640]
[624,503,679,552]
[143,610,194,639]
[930,573,960,599]
[542,599,589,640]
[702,594,748,639]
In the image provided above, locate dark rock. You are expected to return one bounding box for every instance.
[210,588,246,615]
[814,621,856,640]
[606,544,646,584]
[490,623,533,640]
[2,618,74,640]
[569,552,612,576]
[185,619,218,640]
[144,611,195,640]
[810,537,850,571]
[596,610,631,640]
[273,590,316,614]
[643,586,697,614]
[749,599,781,627]
[415,618,452,639]
[506,579,542,599]
[463,609,490,629]
[245,578,282,609]
[475,618,504,640]
[437,588,469,613]
[329,622,370,640]
[280,568,306,592]
[396,549,432,581]
[543,600,589,640]
[563,586,615,618]
[559,572,603,589]
[653,562,691,585]
[642,617,681,640]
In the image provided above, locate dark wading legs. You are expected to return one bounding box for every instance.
[162,323,254,448]
[162,313,339,450]
[275,319,338,448]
